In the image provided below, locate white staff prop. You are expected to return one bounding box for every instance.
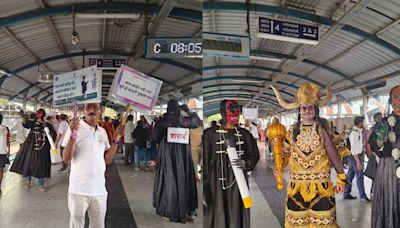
[44,127,58,155]
[226,139,252,208]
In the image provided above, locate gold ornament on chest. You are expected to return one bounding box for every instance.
[296,123,320,154]
[292,123,325,170]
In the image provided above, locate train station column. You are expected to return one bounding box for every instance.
[22,97,27,112]
[362,95,368,117]
[33,100,37,111]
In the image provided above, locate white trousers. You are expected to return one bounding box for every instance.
[68,193,108,228]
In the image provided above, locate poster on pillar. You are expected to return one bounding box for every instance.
[53,66,102,106]
[107,65,162,115]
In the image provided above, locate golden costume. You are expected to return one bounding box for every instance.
[270,83,347,228]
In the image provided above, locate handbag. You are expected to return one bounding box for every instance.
[364,155,377,180]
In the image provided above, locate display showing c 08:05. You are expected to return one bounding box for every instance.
[153,42,202,54]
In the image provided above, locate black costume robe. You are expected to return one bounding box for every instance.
[203,127,260,228]
[152,112,202,223]
[10,120,55,178]
[369,113,400,228]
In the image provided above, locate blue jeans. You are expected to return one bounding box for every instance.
[135,146,148,169]
[148,145,158,161]
[345,154,367,199]
[27,176,44,186]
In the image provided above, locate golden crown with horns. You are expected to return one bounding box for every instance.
[270,82,333,109]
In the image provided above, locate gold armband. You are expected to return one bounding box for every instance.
[336,173,347,187]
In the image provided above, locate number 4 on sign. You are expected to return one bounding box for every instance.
[275,25,280,31]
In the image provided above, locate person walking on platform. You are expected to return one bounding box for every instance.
[101,116,115,146]
[133,120,149,171]
[203,99,260,228]
[270,83,347,227]
[181,104,203,182]
[153,99,202,223]
[344,116,370,202]
[62,103,124,228]
[55,114,70,172]
[10,108,56,192]
[113,114,123,153]
[0,114,10,196]
[369,86,400,228]
[124,114,135,165]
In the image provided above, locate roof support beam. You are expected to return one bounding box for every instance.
[0,3,200,29]
[2,27,52,72]
[38,0,76,71]
[203,65,324,87]
[129,0,178,65]
[4,50,200,78]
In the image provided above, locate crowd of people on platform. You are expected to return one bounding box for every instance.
[0,99,204,227]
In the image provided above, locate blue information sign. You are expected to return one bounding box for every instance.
[257,17,319,45]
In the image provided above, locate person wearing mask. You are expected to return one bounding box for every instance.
[203,100,259,228]
[0,114,10,196]
[55,114,70,172]
[344,116,369,202]
[124,114,135,165]
[62,103,124,228]
[153,99,202,223]
[369,87,400,228]
[10,108,56,192]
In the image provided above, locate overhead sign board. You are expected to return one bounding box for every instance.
[145,37,202,58]
[203,32,250,59]
[257,17,319,45]
[89,58,126,68]
[107,65,162,114]
[53,66,102,106]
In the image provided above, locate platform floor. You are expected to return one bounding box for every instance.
[0,153,202,228]
[0,151,372,228]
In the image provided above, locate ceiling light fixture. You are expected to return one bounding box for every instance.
[76,13,141,19]
[249,55,283,62]
[232,79,263,83]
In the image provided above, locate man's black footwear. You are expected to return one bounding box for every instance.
[344,194,357,200]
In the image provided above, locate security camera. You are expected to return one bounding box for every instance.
[71,31,80,45]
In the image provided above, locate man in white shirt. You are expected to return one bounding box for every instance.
[62,103,124,228]
[344,116,369,202]
[55,114,70,172]
[52,114,60,133]
[244,119,259,141]
[124,114,135,165]
[0,114,10,196]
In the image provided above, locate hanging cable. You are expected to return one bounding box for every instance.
[144,0,149,37]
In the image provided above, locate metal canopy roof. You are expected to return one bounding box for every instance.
[203,0,400,117]
[0,0,202,111]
